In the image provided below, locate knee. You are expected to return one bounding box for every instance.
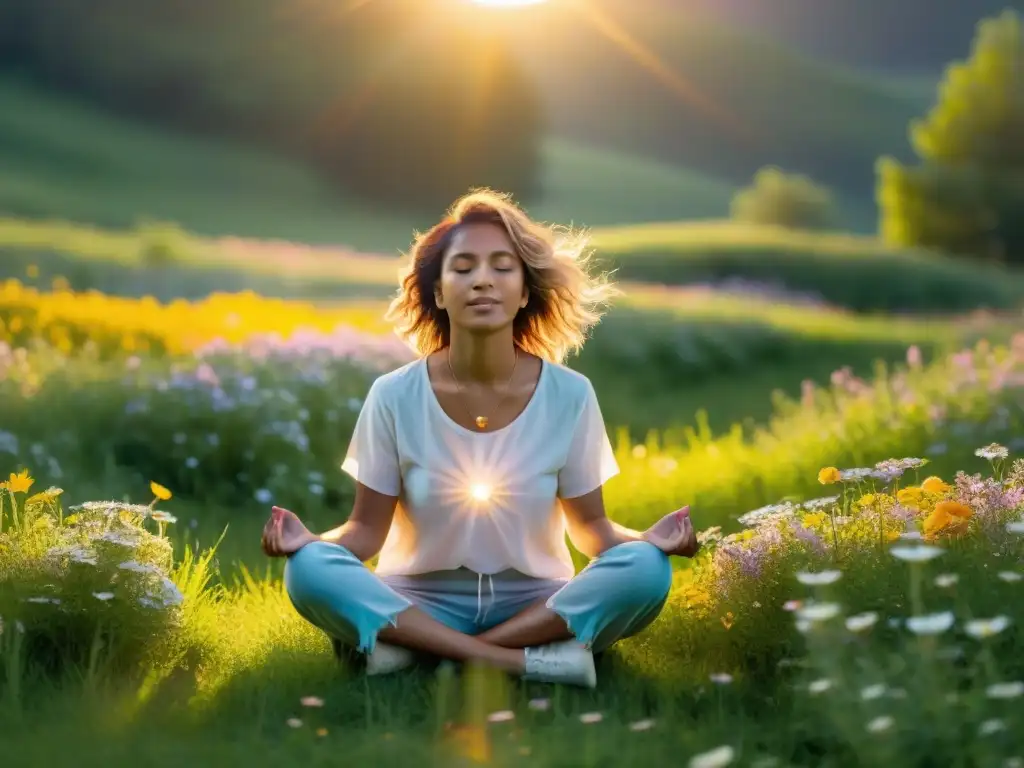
[283,541,360,607]
[610,540,673,603]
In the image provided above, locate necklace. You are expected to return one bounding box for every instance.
[447,348,519,430]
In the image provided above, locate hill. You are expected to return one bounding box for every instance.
[0,77,742,251]
[509,8,936,212]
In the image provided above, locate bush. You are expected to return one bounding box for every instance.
[0,477,185,677]
[877,10,1024,264]
[731,167,836,230]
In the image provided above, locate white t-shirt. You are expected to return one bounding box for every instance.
[340,356,620,580]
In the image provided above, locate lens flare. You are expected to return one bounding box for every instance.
[469,483,492,502]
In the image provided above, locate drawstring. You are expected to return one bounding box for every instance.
[474,572,495,625]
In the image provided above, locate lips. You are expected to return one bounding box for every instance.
[467,298,499,307]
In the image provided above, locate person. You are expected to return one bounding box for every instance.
[261,189,700,689]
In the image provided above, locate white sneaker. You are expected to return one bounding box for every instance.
[365,642,416,676]
[522,640,597,689]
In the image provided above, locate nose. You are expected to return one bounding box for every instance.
[471,263,495,288]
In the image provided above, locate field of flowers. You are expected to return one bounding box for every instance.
[1,250,1024,764]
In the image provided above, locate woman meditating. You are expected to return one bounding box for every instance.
[261,190,699,689]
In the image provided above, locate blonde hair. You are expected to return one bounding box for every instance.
[385,189,619,364]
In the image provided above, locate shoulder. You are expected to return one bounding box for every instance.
[365,358,425,408]
[540,361,597,409]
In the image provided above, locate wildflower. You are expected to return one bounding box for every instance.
[934,573,959,588]
[876,457,927,473]
[150,511,177,524]
[965,616,1011,638]
[998,572,1022,583]
[738,503,794,526]
[720,612,735,630]
[579,712,603,724]
[921,476,951,494]
[1007,519,1024,534]
[286,718,303,729]
[985,682,1024,700]
[905,611,955,635]
[808,679,832,694]
[796,570,841,586]
[922,500,973,538]
[487,710,514,723]
[527,698,550,711]
[845,612,878,632]
[92,592,115,601]
[709,673,733,685]
[783,600,803,612]
[800,495,839,510]
[860,684,887,700]
[976,444,1009,461]
[866,716,894,733]
[2,469,33,493]
[300,696,324,708]
[149,481,172,501]
[316,728,328,737]
[979,719,1005,736]
[818,467,841,485]
[889,544,944,562]
[688,745,735,768]
[629,719,656,731]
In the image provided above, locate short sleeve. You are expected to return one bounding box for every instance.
[557,380,620,499]
[340,378,402,496]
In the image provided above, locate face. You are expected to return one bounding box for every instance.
[434,222,529,334]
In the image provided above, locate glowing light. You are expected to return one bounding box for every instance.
[469,0,548,6]
[469,483,493,502]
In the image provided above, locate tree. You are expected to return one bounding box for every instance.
[730,166,836,230]
[877,9,1024,263]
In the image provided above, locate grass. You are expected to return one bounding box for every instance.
[2,336,1024,766]
[589,220,1024,313]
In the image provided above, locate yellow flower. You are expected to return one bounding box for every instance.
[857,493,878,508]
[720,612,735,630]
[897,486,923,506]
[801,512,828,529]
[818,467,841,485]
[150,481,173,501]
[921,476,951,494]
[1,469,34,494]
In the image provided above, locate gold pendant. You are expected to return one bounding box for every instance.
[475,416,489,429]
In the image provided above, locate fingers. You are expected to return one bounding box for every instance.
[261,511,283,557]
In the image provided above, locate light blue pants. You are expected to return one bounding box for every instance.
[284,540,673,656]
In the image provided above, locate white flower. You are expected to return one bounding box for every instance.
[629,718,656,731]
[738,503,794,526]
[796,570,842,586]
[866,715,894,733]
[300,696,324,708]
[997,572,1022,583]
[965,616,1011,639]
[150,511,177,524]
[800,496,839,510]
[808,678,832,694]
[845,612,879,632]
[92,592,115,601]
[688,745,735,768]
[579,712,603,724]
[487,710,515,723]
[25,596,60,605]
[976,443,1009,461]
[897,531,924,541]
[860,684,887,700]
[709,673,733,685]
[979,719,1005,736]
[286,717,303,729]
[934,573,959,588]
[1007,520,1024,534]
[527,698,550,711]
[905,611,955,635]
[986,682,1024,699]
[890,544,945,562]
[797,602,841,622]
[782,600,803,612]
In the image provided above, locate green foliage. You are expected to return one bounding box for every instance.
[730,167,836,230]
[0,488,184,678]
[592,221,1024,313]
[877,10,1024,264]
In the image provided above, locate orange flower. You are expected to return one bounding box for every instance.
[1,469,34,494]
[922,476,951,494]
[149,481,172,501]
[818,467,841,485]
[923,501,972,538]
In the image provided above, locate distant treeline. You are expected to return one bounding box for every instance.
[0,0,544,210]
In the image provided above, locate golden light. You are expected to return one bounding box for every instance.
[469,483,493,502]
[468,0,548,6]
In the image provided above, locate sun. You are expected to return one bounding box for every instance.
[469,0,548,6]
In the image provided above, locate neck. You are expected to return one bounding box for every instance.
[447,329,517,384]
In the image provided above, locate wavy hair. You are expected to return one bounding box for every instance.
[385,189,619,364]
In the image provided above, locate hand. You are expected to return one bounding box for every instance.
[642,505,701,558]
[261,506,318,558]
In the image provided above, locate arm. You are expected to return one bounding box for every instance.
[561,487,645,559]
[316,482,398,562]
